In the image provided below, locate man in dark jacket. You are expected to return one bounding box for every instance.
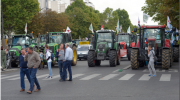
[19,48,33,92]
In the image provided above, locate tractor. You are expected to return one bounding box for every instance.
[131,25,173,69]
[87,30,121,67]
[45,32,77,66]
[7,33,37,68]
[38,34,46,51]
[117,33,136,60]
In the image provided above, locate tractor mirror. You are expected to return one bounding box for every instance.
[134,28,137,32]
[172,27,176,31]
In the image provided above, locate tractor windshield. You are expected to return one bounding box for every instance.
[12,36,30,46]
[118,35,129,43]
[40,36,46,42]
[49,34,63,44]
[97,33,112,42]
[32,39,36,43]
[144,29,161,39]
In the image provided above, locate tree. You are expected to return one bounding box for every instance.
[142,0,179,28]
[2,0,40,35]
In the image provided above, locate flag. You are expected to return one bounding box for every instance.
[89,23,93,33]
[167,16,172,29]
[138,17,140,26]
[145,38,148,44]
[143,13,150,23]
[120,25,122,32]
[25,23,27,34]
[171,32,174,44]
[127,26,130,33]
[116,19,119,33]
[101,25,104,30]
[66,26,71,33]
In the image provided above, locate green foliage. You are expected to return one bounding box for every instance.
[142,0,179,28]
[2,0,40,35]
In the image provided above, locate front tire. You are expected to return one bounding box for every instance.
[109,50,116,67]
[87,51,95,67]
[162,49,170,69]
[131,49,139,69]
[173,47,179,62]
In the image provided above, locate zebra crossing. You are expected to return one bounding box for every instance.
[1,72,175,82]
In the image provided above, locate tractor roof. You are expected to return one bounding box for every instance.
[12,34,31,37]
[141,25,166,29]
[96,29,115,33]
[48,32,68,34]
[117,33,132,35]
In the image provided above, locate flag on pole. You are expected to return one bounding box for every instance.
[116,19,119,33]
[101,25,104,30]
[167,16,172,29]
[66,26,71,33]
[143,13,150,23]
[127,26,131,33]
[25,23,27,34]
[120,25,122,32]
[89,23,93,33]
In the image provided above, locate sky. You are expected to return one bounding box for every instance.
[88,0,158,26]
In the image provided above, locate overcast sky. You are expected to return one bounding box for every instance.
[88,0,158,26]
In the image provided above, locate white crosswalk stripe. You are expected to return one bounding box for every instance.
[1,74,19,79]
[80,74,101,80]
[25,74,49,80]
[72,74,84,79]
[112,69,119,73]
[119,74,135,80]
[138,74,151,81]
[8,77,21,80]
[156,69,165,72]
[160,74,171,81]
[99,74,118,80]
[43,75,60,80]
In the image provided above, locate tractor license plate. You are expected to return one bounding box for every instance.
[97,55,104,60]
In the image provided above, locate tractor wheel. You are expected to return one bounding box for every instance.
[87,51,95,67]
[162,49,170,69]
[95,60,101,66]
[109,50,117,67]
[127,48,131,61]
[72,46,77,66]
[131,49,139,69]
[117,49,121,65]
[173,47,179,62]
[139,61,144,67]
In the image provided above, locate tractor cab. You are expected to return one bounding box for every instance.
[132,25,173,69]
[38,34,46,50]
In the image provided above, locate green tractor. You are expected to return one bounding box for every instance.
[7,33,37,68]
[87,30,121,67]
[45,32,77,66]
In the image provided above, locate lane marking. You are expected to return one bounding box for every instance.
[119,74,135,80]
[80,74,101,80]
[123,65,131,70]
[72,74,84,79]
[142,69,148,72]
[160,74,171,81]
[42,75,60,80]
[138,74,151,81]
[168,69,178,72]
[156,69,165,72]
[1,74,19,79]
[99,74,118,80]
[112,69,119,73]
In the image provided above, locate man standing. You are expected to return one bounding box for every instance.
[1,46,6,70]
[148,45,156,77]
[56,44,67,81]
[60,43,74,82]
[25,47,41,94]
[19,48,32,92]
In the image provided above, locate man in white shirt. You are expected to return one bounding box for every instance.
[60,43,74,82]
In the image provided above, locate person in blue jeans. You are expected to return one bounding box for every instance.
[56,44,67,81]
[45,45,53,79]
[19,48,33,92]
[25,47,41,94]
[60,43,74,82]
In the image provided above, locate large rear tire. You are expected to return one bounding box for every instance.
[131,49,139,69]
[162,49,170,69]
[109,50,116,67]
[72,46,77,66]
[95,60,101,66]
[173,47,179,62]
[117,49,121,65]
[87,51,95,67]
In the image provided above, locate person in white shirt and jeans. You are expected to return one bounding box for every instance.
[45,45,53,79]
[60,43,74,82]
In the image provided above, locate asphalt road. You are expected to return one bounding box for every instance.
[1,58,179,100]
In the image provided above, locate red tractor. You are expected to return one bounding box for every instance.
[131,25,173,69]
[117,33,136,60]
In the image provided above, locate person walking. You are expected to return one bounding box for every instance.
[19,48,33,92]
[25,47,41,94]
[45,45,53,79]
[148,45,156,77]
[1,46,6,71]
[56,44,67,81]
[60,43,74,82]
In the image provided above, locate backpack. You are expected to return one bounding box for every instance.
[51,53,54,61]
